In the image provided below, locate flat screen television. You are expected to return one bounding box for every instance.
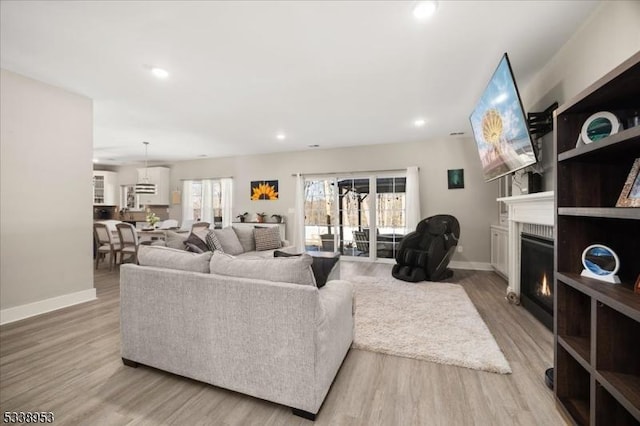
[469,53,537,182]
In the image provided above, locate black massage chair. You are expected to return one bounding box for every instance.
[392,215,460,282]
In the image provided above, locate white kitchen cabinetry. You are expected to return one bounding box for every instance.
[93,171,118,205]
[136,167,170,205]
[490,225,508,279]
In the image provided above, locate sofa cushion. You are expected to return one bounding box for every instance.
[164,230,188,250]
[254,227,282,251]
[138,245,212,273]
[232,226,256,252]
[185,231,209,253]
[274,250,338,289]
[209,251,316,286]
[213,227,244,255]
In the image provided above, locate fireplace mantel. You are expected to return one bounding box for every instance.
[497,191,554,297]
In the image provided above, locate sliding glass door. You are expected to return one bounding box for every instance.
[304,179,336,252]
[303,173,407,261]
[375,177,406,259]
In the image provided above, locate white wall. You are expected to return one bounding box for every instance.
[520,1,640,191]
[119,136,498,265]
[0,69,95,322]
[522,1,640,113]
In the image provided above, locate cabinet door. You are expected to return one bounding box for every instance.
[93,174,105,204]
[497,230,508,277]
[103,171,118,205]
[490,226,508,278]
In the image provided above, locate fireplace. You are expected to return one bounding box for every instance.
[520,233,554,330]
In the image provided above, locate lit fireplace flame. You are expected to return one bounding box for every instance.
[540,273,551,297]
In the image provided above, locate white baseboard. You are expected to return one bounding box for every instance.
[449,260,493,271]
[0,288,97,325]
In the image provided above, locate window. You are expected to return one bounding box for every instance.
[120,185,142,211]
[375,177,406,259]
[303,173,406,260]
[304,179,336,251]
[182,179,230,228]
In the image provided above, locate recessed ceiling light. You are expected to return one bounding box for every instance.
[276,132,286,140]
[151,67,169,79]
[414,118,426,127]
[413,1,438,20]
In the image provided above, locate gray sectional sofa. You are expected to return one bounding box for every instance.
[162,225,293,258]
[120,247,354,420]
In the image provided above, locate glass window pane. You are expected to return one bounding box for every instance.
[376,177,406,258]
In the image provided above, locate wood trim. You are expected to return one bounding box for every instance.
[0,288,97,325]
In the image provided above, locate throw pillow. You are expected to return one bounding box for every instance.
[254,227,282,251]
[274,250,337,288]
[185,231,209,253]
[164,230,188,250]
[213,227,244,255]
[232,226,256,252]
[138,246,212,273]
[209,251,316,286]
[205,230,224,252]
[185,242,205,253]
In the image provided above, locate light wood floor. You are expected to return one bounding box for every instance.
[0,262,567,425]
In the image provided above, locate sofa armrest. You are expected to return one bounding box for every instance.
[314,280,354,407]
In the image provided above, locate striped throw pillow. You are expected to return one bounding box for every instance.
[206,230,224,252]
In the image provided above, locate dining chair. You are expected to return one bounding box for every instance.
[191,221,211,231]
[93,223,120,270]
[116,223,140,265]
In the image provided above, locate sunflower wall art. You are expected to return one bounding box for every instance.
[251,180,279,200]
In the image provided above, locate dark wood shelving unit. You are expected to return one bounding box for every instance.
[558,208,640,220]
[554,51,640,426]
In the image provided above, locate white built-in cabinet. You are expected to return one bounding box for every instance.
[490,225,508,279]
[92,171,118,205]
[136,167,170,205]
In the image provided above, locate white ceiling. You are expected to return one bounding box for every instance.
[1,1,599,165]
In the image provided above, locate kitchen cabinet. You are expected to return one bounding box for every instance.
[93,171,117,205]
[136,167,170,205]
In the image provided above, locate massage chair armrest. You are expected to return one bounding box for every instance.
[394,230,422,263]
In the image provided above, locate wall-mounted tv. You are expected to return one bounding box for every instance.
[469,53,537,182]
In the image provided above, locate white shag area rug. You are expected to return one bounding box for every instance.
[351,276,512,374]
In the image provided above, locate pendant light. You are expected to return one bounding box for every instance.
[135,141,157,194]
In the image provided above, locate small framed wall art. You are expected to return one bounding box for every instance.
[616,158,640,207]
[251,180,279,200]
[447,169,464,189]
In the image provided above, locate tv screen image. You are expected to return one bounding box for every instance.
[469,53,537,182]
